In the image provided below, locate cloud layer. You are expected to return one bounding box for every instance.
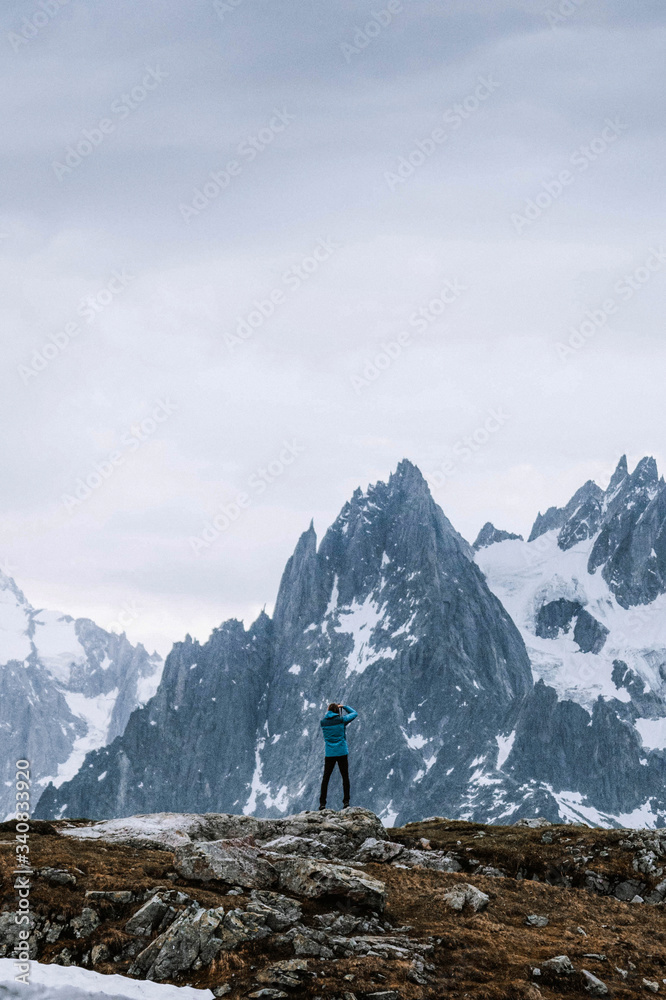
[1,0,664,652]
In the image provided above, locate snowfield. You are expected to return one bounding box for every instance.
[0,959,214,999]
[476,531,666,713]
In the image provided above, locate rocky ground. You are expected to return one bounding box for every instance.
[1,808,666,998]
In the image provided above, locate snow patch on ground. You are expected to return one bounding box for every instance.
[61,813,207,848]
[332,593,396,678]
[496,731,516,770]
[45,688,120,788]
[402,729,428,750]
[244,739,290,815]
[0,957,214,998]
[135,656,165,705]
[545,785,662,828]
[635,717,666,751]
[325,575,339,617]
[33,611,86,683]
[379,800,399,827]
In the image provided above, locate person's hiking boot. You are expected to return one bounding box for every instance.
[342,801,350,809]
[318,805,326,811]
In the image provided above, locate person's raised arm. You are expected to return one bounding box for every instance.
[341,705,357,724]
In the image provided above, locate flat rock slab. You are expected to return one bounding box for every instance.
[60,807,387,856]
[355,838,405,863]
[175,842,278,889]
[270,856,387,911]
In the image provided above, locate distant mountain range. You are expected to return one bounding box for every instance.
[0,572,162,820]
[32,455,666,828]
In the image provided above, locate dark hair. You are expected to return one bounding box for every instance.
[328,702,340,712]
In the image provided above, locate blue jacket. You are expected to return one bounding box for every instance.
[320,705,358,757]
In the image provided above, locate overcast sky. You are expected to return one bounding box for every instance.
[1,0,665,655]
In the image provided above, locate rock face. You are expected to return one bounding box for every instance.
[473,522,523,550]
[0,570,163,820]
[174,841,279,889]
[34,455,666,829]
[528,480,605,548]
[270,857,387,911]
[37,461,532,827]
[535,600,609,654]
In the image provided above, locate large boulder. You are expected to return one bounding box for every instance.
[129,904,228,979]
[246,891,303,931]
[442,883,489,913]
[355,838,405,863]
[174,841,279,889]
[270,856,387,911]
[125,889,191,937]
[398,848,462,872]
[260,835,332,859]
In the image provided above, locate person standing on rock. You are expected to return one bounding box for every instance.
[319,702,358,810]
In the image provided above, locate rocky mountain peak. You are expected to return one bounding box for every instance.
[473,522,523,551]
[272,522,319,636]
[37,459,532,825]
[528,479,604,549]
[389,457,431,494]
[606,454,629,497]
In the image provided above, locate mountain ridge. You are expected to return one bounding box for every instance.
[0,573,164,820]
[35,455,666,829]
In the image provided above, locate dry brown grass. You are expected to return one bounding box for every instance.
[1,818,665,997]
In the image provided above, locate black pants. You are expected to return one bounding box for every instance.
[319,754,350,808]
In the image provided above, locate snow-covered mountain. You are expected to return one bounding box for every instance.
[35,461,531,826]
[472,455,666,826]
[35,456,666,828]
[0,571,163,819]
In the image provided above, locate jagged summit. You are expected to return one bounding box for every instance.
[473,522,523,551]
[607,454,629,496]
[0,573,163,822]
[389,457,431,492]
[522,456,666,606]
[528,479,604,546]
